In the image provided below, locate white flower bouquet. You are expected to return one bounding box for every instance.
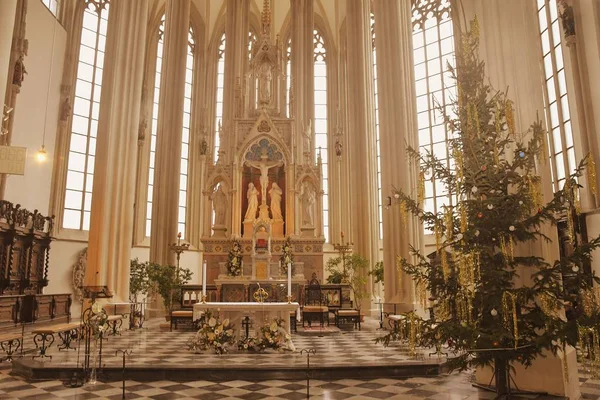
[188,309,235,354]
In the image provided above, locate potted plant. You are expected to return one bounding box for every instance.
[129,258,150,327]
[147,263,193,319]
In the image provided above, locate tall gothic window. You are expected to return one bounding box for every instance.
[41,0,59,16]
[248,30,257,60]
[146,20,194,238]
[314,29,329,242]
[371,13,383,240]
[178,28,195,238]
[145,17,165,237]
[537,0,575,191]
[63,0,109,230]
[214,33,226,163]
[412,0,455,233]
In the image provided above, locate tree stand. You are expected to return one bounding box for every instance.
[472,358,548,399]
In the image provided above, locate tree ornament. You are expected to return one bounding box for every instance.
[537,274,543,280]
[456,233,464,240]
[519,151,525,158]
[572,265,580,272]
[474,230,480,237]
[519,200,523,205]
[477,212,483,218]
[491,309,498,316]
[394,193,400,199]
[472,186,478,194]
[481,165,487,171]
[509,226,515,232]
[487,204,494,210]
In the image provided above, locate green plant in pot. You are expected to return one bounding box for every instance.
[325,254,369,310]
[146,263,193,319]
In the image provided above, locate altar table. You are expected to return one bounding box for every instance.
[192,302,300,338]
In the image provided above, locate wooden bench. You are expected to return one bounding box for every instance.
[335,309,361,330]
[0,332,22,362]
[170,310,194,331]
[32,322,81,359]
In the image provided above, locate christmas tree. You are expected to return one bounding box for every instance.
[382,19,600,394]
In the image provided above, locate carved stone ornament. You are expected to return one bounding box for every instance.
[72,247,88,303]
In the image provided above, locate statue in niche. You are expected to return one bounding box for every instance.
[245,154,283,204]
[269,182,283,220]
[258,63,272,105]
[244,182,259,221]
[302,120,312,153]
[13,54,27,87]
[558,1,575,39]
[300,183,315,227]
[211,184,227,226]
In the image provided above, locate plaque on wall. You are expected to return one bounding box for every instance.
[0,146,26,175]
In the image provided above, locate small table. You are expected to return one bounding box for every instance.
[192,302,300,340]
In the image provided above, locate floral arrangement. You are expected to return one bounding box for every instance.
[188,309,235,354]
[88,303,109,340]
[257,317,295,352]
[237,336,258,351]
[226,239,243,277]
[279,237,294,275]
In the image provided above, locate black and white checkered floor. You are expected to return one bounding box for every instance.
[1,317,600,399]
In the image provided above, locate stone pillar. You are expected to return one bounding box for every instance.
[345,0,379,306]
[0,0,17,105]
[221,0,249,163]
[85,0,148,300]
[565,0,600,277]
[149,0,191,265]
[291,0,314,160]
[460,1,578,397]
[372,0,419,311]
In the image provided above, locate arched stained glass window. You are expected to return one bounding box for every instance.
[314,29,329,242]
[412,0,455,234]
[63,0,109,230]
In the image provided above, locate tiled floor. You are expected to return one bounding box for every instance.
[1,317,600,399]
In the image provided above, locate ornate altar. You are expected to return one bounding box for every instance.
[200,1,324,288]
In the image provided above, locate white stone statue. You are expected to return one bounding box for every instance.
[269,182,283,220]
[211,184,227,226]
[245,155,284,204]
[302,119,312,153]
[245,182,259,221]
[259,63,272,105]
[301,183,315,227]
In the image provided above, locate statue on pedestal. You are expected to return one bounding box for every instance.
[300,183,315,227]
[269,182,283,220]
[302,120,312,154]
[211,185,227,226]
[258,63,272,105]
[245,183,259,221]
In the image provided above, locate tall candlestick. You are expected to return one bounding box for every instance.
[202,260,207,297]
[287,262,292,298]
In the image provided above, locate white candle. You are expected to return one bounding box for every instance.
[287,262,292,297]
[202,260,207,297]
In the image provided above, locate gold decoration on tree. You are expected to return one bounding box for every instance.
[502,292,519,349]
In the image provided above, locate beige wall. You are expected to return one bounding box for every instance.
[5,0,66,214]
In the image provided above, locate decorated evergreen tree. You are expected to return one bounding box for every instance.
[381,19,600,394]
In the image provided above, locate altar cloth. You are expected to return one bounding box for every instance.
[193,302,300,338]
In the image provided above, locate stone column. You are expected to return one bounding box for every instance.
[0,0,17,106]
[345,0,379,306]
[149,0,191,265]
[85,0,148,300]
[572,0,600,276]
[460,1,578,396]
[291,0,314,160]
[221,0,249,163]
[372,0,419,311]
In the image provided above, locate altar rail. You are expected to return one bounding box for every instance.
[0,293,71,328]
[0,200,54,295]
[181,283,351,309]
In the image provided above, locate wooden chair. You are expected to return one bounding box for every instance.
[302,274,329,327]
